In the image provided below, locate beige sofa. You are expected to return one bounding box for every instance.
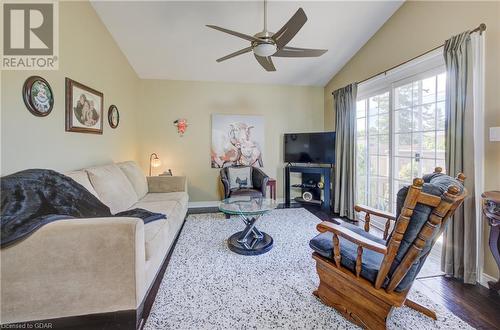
[0,161,188,327]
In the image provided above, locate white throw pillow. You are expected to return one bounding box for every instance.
[228,167,253,190]
[85,164,138,214]
[65,170,100,199]
[117,161,148,199]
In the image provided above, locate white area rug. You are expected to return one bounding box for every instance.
[145,208,473,330]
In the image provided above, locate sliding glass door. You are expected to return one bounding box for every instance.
[356,69,446,213]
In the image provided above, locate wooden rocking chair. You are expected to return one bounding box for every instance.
[309,168,467,330]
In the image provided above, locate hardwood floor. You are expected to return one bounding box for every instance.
[413,276,500,330]
[187,204,500,329]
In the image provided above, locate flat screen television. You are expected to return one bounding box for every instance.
[284,132,335,164]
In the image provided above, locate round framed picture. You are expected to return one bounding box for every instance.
[108,105,120,129]
[22,76,54,117]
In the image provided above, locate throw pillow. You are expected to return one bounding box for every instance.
[228,167,253,190]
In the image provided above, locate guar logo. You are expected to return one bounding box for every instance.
[1,1,59,70]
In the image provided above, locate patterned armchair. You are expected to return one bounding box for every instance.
[309,168,467,329]
[220,166,269,199]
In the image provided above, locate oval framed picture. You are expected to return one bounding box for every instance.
[108,104,120,129]
[22,76,54,117]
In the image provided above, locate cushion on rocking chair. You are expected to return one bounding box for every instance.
[389,172,465,291]
[309,222,386,284]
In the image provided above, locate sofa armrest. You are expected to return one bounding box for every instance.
[252,167,269,197]
[0,217,146,324]
[147,176,187,193]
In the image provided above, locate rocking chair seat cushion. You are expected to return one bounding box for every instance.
[309,222,386,284]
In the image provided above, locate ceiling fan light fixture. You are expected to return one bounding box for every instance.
[253,43,277,57]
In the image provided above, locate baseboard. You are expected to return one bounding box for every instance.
[479,272,499,288]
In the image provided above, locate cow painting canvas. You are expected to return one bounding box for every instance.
[211,114,264,168]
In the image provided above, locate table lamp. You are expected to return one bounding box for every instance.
[149,153,161,176]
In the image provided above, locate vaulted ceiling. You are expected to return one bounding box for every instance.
[92,1,403,86]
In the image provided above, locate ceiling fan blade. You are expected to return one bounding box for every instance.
[272,8,307,49]
[273,46,327,58]
[216,47,253,62]
[206,25,259,42]
[254,54,276,71]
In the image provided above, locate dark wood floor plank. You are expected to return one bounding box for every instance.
[415,276,500,330]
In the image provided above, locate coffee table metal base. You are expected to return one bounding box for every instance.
[227,214,273,255]
[228,231,273,256]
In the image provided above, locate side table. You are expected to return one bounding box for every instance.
[267,178,276,200]
[482,191,500,292]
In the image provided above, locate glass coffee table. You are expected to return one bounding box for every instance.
[219,197,278,255]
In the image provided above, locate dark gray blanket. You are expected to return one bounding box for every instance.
[1,169,166,248]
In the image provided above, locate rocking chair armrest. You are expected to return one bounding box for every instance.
[317,221,388,255]
[354,204,396,221]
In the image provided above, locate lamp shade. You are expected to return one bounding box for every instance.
[149,153,161,176]
[253,43,277,57]
[151,158,161,168]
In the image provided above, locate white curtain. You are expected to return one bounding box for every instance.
[442,30,485,284]
[471,31,486,280]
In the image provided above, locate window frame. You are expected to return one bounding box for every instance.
[355,48,446,213]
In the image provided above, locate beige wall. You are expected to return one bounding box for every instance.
[1,1,140,175]
[137,79,324,202]
[324,1,500,279]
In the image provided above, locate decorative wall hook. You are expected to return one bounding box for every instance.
[173,119,188,136]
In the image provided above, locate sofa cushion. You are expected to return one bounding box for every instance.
[229,189,263,198]
[65,170,99,198]
[144,220,169,261]
[228,167,253,189]
[117,161,148,199]
[85,164,138,214]
[309,222,385,284]
[141,192,189,207]
[130,200,178,260]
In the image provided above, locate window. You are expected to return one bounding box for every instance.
[356,92,390,211]
[392,73,446,211]
[356,55,446,213]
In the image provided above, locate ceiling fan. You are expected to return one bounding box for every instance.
[206,0,327,72]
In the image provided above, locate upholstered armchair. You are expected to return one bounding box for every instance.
[309,168,467,330]
[220,166,269,199]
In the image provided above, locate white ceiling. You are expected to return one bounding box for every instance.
[92,1,403,87]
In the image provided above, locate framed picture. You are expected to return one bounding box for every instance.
[211,114,264,168]
[108,105,119,129]
[65,78,103,134]
[22,76,54,117]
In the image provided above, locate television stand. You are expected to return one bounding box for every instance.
[284,165,332,212]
